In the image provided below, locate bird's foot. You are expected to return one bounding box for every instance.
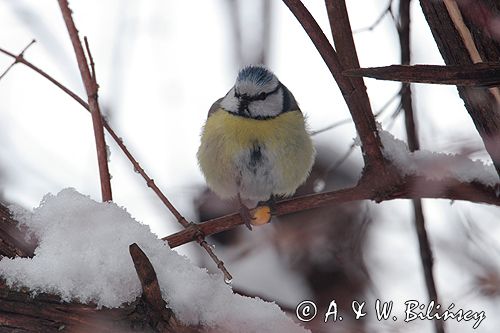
[239,203,255,231]
[257,195,278,215]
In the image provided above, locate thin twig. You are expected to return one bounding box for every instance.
[323,143,357,176]
[353,0,394,33]
[83,36,96,83]
[0,39,36,80]
[57,0,112,202]
[310,118,352,136]
[398,2,444,333]
[311,89,401,136]
[0,44,231,280]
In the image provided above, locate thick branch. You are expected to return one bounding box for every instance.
[420,0,500,178]
[281,0,388,175]
[57,0,112,202]
[345,63,500,86]
[0,279,200,333]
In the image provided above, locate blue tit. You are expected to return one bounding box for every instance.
[197,65,315,229]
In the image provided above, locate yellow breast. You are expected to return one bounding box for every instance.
[197,108,315,200]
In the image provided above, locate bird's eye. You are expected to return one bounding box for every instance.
[257,92,267,100]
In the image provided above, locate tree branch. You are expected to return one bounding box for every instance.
[57,0,112,202]
[129,243,197,332]
[397,2,444,332]
[0,39,36,80]
[344,63,500,86]
[164,176,500,248]
[281,0,389,176]
[420,0,500,179]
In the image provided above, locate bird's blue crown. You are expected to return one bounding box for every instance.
[236,65,275,86]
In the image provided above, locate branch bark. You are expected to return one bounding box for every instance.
[281,0,390,177]
[398,2,444,332]
[344,63,500,86]
[164,176,500,248]
[129,243,197,333]
[420,0,500,179]
[57,0,113,202]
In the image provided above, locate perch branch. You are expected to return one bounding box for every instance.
[57,0,112,202]
[164,177,500,248]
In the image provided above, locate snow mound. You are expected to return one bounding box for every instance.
[0,188,308,333]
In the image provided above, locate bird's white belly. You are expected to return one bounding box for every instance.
[233,142,279,201]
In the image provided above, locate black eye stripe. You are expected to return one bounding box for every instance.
[234,83,282,101]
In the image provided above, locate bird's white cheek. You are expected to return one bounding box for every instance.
[220,90,239,112]
[250,92,283,118]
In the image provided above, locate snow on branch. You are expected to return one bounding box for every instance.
[377,128,499,187]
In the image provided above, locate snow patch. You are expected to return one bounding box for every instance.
[357,128,498,186]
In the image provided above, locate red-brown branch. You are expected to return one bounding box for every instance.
[164,176,500,248]
[57,0,112,202]
[344,63,500,86]
[397,1,444,332]
[281,0,389,176]
[0,39,36,80]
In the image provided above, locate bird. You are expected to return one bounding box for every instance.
[197,65,315,229]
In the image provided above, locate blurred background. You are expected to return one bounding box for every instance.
[0,0,499,332]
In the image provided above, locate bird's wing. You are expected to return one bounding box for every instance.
[280,83,301,114]
[207,97,223,118]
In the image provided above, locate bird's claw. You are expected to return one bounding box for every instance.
[239,204,255,230]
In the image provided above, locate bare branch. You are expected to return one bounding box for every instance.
[57,0,112,202]
[420,0,500,178]
[281,0,389,176]
[344,63,500,86]
[83,36,97,83]
[353,0,394,33]
[164,177,500,248]
[129,243,192,332]
[0,39,36,80]
[398,1,444,332]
